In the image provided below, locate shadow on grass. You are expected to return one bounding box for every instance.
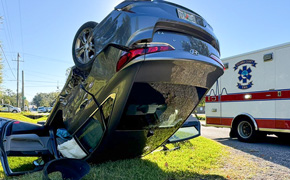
[86,158,226,180]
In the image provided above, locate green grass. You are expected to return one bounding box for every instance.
[0,112,47,123]
[0,113,229,180]
[195,114,206,120]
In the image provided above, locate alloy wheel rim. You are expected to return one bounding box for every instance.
[75,28,95,64]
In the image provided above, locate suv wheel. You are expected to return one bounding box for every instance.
[72,21,98,71]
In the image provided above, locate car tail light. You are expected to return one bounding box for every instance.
[210,54,224,70]
[116,43,174,72]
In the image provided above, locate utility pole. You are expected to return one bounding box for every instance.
[22,70,24,110]
[13,53,23,107]
[16,53,20,107]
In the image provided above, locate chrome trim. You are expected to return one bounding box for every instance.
[259,128,290,133]
[231,113,258,131]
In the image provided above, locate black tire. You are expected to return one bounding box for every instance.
[72,21,98,71]
[236,119,257,142]
[229,128,237,138]
[12,110,17,113]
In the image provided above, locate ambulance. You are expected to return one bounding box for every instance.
[205,42,290,142]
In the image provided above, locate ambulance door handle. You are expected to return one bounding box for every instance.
[266,94,271,97]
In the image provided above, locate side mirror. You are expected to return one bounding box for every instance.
[167,114,201,143]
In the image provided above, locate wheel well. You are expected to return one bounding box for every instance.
[232,114,258,131]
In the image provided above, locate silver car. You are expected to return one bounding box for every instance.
[0,104,21,113]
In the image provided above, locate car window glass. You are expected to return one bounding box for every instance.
[75,111,104,153]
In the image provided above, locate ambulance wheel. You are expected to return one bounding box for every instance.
[236,119,257,142]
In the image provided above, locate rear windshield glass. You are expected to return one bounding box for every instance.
[117,83,206,130]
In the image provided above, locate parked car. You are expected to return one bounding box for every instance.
[47,107,53,112]
[0,0,223,176]
[37,106,47,113]
[0,104,21,113]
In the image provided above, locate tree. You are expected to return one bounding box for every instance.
[32,92,59,107]
[0,89,16,105]
[65,67,72,77]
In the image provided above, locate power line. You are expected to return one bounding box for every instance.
[0,45,16,79]
[4,79,64,84]
[25,70,64,78]
[1,0,15,52]
[24,73,62,82]
[23,52,70,64]
[18,0,24,54]
[4,51,73,65]
[25,85,61,87]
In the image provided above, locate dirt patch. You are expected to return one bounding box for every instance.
[23,115,44,119]
[217,147,290,179]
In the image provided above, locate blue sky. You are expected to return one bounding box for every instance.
[1,0,290,102]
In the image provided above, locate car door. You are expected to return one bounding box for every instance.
[0,119,52,176]
[2,105,9,112]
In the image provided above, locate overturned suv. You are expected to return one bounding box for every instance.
[0,0,224,176]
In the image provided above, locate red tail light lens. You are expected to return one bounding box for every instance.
[116,45,174,72]
[210,54,224,70]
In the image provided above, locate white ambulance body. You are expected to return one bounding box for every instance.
[205,42,290,142]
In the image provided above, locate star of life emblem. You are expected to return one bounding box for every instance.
[234,60,257,90]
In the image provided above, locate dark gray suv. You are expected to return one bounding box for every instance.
[0,0,223,176]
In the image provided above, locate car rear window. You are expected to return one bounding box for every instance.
[117,82,206,130]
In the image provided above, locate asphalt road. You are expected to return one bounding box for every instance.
[201,123,290,169]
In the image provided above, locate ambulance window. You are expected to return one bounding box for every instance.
[224,63,229,69]
[264,53,273,62]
